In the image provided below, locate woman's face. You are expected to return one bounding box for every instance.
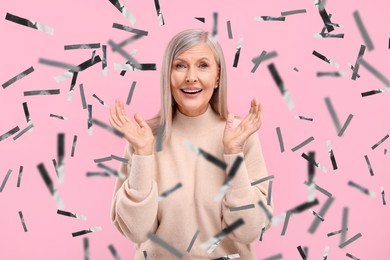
[170,42,219,117]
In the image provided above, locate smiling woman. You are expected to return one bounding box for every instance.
[109,29,273,259]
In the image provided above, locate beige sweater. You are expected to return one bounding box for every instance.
[111,105,273,259]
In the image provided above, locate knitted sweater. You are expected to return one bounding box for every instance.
[111,105,273,259]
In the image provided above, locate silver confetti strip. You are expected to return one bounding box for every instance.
[96,163,125,179]
[251,50,267,73]
[72,226,102,237]
[268,63,295,110]
[57,133,65,183]
[371,134,389,150]
[112,23,148,35]
[2,66,34,89]
[12,123,34,141]
[364,155,374,176]
[19,211,28,232]
[291,136,315,152]
[37,163,64,209]
[90,50,96,65]
[0,169,12,192]
[229,204,255,212]
[118,35,143,48]
[5,13,54,35]
[304,181,332,198]
[92,94,108,107]
[346,253,360,260]
[252,51,278,64]
[157,182,183,202]
[184,140,227,170]
[313,33,344,38]
[111,154,129,164]
[259,223,266,241]
[384,149,387,155]
[154,0,165,26]
[314,0,334,32]
[352,45,366,80]
[126,81,137,105]
[263,253,283,260]
[102,45,108,76]
[301,153,327,173]
[88,105,93,136]
[322,246,330,260]
[211,254,240,260]
[312,50,339,68]
[325,97,341,133]
[381,187,387,205]
[340,207,349,244]
[108,40,141,70]
[226,21,233,39]
[339,233,362,248]
[108,244,120,260]
[143,250,148,260]
[309,209,324,221]
[348,181,376,197]
[50,114,68,120]
[71,135,77,157]
[92,118,124,138]
[308,196,334,233]
[67,72,79,101]
[108,0,136,25]
[295,116,313,121]
[146,232,183,259]
[38,58,80,72]
[54,56,102,82]
[317,71,346,77]
[79,84,87,109]
[281,9,307,16]
[24,89,60,96]
[353,11,373,51]
[251,175,274,186]
[360,58,390,87]
[349,64,361,78]
[22,102,31,124]
[0,126,20,142]
[186,229,200,252]
[254,16,286,21]
[326,140,338,170]
[327,227,348,237]
[212,12,218,39]
[215,156,243,201]
[267,181,273,205]
[52,159,59,182]
[275,127,285,153]
[280,211,291,236]
[64,43,100,50]
[338,114,353,137]
[57,209,87,220]
[17,166,23,188]
[297,245,307,260]
[289,198,319,214]
[258,200,274,222]
[156,125,164,152]
[361,87,390,97]
[84,238,89,260]
[195,17,205,23]
[293,67,299,72]
[86,172,111,177]
[232,37,243,68]
[94,156,112,163]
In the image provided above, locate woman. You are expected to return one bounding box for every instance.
[110,29,273,259]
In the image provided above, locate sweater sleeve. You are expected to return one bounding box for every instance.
[111,142,159,243]
[221,131,273,244]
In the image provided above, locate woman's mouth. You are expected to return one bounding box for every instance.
[181,89,203,94]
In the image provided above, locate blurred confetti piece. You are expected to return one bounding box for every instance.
[94,156,112,163]
[157,182,182,202]
[289,198,319,214]
[195,17,205,23]
[67,72,78,101]
[381,187,386,205]
[317,71,346,77]
[276,127,285,153]
[38,58,80,72]
[293,67,299,72]
[54,56,102,83]
[263,253,283,260]
[232,37,243,68]
[339,233,362,248]
[2,66,34,89]
[108,244,120,260]
[24,89,60,96]
[71,135,77,157]
[211,254,240,260]
[146,232,183,259]
[229,204,255,212]
[126,81,137,105]
[186,229,200,252]
[353,11,373,51]
[143,250,148,259]
[252,51,278,64]
[50,114,68,120]
[0,169,12,192]
[96,163,125,179]
[108,0,136,24]
[280,211,291,236]
[281,9,307,16]
[360,58,390,87]
[92,94,108,107]
[291,136,315,152]
[309,209,324,222]
[295,116,313,121]
[5,13,54,35]
[297,245,307,260]
[313,33,344,38]
[17,166,23,188]
[348,181,376,197]
[268,63,295,110]
[312,50,339,68]
[156,125,164,152]
[327,227,348,237]
[371,134,389,150]
[254,16,285,21]
[72,226,102,237]
[111,154,128,164]
[57,209,87,220]
[325,97,341,133]
[314,0,334,32]
[57,133,65,183]
[64,43,100,50]
[301,153,327,173]
[322,246,330,260]
[364,155,374,176]
[259,223,266,241]
[304,181,332,198]
[102,45,108,76]
[79,84,87,109]
[108,40,141,70]
[13,124,34,141]
[340,207,349,244]
[88,105,93,136]
[346,253,360,260]
[215,156,243,201]
[86,172,111,177]
[112,23,148,35]
[308,196,334,233]
[184,140,227,170]
[52,159,59,182]
[84,238,89,260]
[153,0,165,26]
[326,140,338,170]
[361,87,390,97]
[258,200,274,222]
[352,45,366,80]
[19,211,28,232]
[384,149,387,155]
[226,21,233,39]
[338,114,353,137]
[212,12,218,38]
[92,118,124,138]
[251,175,274,186]
[37,163,64,209]
[251,50,267,73]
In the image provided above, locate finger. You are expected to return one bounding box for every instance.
[110,106,123,127]
[225,113,234,130]
[134,113,150,129]
[109,115,122,131]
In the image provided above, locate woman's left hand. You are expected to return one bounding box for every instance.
[223,98,262,154]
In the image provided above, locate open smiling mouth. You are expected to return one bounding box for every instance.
[181,89,203,94]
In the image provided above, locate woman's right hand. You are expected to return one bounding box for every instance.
[109,99,154,155]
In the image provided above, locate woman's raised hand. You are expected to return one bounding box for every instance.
[109,99,154,155]
[223,98,262,154]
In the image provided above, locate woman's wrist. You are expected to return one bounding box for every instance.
[224,147,243,154]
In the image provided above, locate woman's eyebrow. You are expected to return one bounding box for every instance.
[173,57,211,62]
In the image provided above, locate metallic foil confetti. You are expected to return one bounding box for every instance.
[0,126,20,141]
[381,187,386,205]
[79,84,87,109]
[385,149,387,155]
[263,254,283,260]
[275,127,285,153]
[72,226,102,237]
[312,50,339,68]
[0,169,12,192]
[201,218,245,253]
[12,124,34,141]
[301,153,327,173]
[281,9,307,16]
[338,114,353,137]
[212,12,218,38]
[317,71,346,77]
[157,182,182,202]
[153,0,165,26]
[215,156,243,201]
[92,118,124,138]
[84,238,89,260]
[112,23,148,35]
[86,172,111,177]
[339,233,362,248]
[186,229,200,252]
[57,209,87,220]
[280,211,291,236]
[17,166,23,188]
[352,45,366,80]
[293,67,299,72]
[291,136,315,152]
[259,223,266,241]
[22,102,31,124]
[2,66,34,89]
[64,43,100,50]
[71,135,77,157]
[57,133,65,183]
[371,134,389,150]
[50,114,67,120]
[108,40,141,70]
[88,105,93,136]
[211,254,240,260]
[96,163,125,179]
[268,63,295,110]
[146,232,183,259]
[308,196,334,233]
[251,175,274,186]
[38,58,80,72]
[360,58,390,86]
[229,204,255,212]
[304,181,332,197]
[348,181,376,197]
[324,97,341,133]
[251,50,267,73]
[90,50,96,65]
[307,181,316,203]
[364,155,374,176]
[313,33,344,38]
[360,88,389,97]
[258,200,274,222]
[54,56,102,82]
[295,116,313,121]
[52,159,59,182]
[297,245,307,260]
[126,81,137,105]
[37,163,64,209]
[314,1,334,32]
[309,209,324,221]
[195,17,205,23]
[143,250,148,260]
[232,37,243,68]
[346,253,360,260]
[226,21,233,39]
[156,125,164,152]
[108,0,136,24]
[24,89,60,96]
[111,154,128,164]
[267,181,273,205]
[108,244,120,260]
[94,156,112,163]
[252,51,278,64]
[289,198,319,214]
[67,72,78,101]
[19,211,28,232]
[102,45,107,76]
[327,227,348,237]
[92,94,108,107]
[340,207,349,244]
[326,140,338,170]
[254,16,286,21]
[184,140,227,170]
[353,11,373,51]
[322,246,329,260]
[118,35,144,48]
[5,13,54,35]
[349,64,361,78]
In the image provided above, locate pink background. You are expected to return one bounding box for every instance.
[0,0,389,259]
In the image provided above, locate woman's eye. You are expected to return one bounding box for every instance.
[175,64,185,69]
[199,63,208,69]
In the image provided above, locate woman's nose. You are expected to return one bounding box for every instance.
[185,67,198,83]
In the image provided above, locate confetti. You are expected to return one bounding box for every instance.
[67,72,79,101]
[2,66,34,89]
[360,58,390,87]
[22,102,31,124]
[317,71,346,77]
[57,133,65,183]
[79,84,87,109]
[57,209,87,220]
[52,159,59,182]
[312,50,339,68]
[143,250,148,259]
[90,50,96,65]
[371,134,389,150]
[54,56,102,82]
[297,245,307,260]
[126,81,137,105]
[304,181,332,198]
[313,33,344,38]
[111,154,128,164]
[384,149,387,155]
[251,50,267,73]
[108,40,141,70]
[19,211,28,232]
[112,23,148,36]
[293,67,299,72]
[195,17,205,23]
[87,105,93,136]
[184,140,227,170]
[307,150,315,185]
[24,89,60,96]
[186,229,200,252]
[251,175,274,186]
[86,172,111,177]
[258,200,274,222]
[268,63,295,110]
[340,207,349,244]
[232,37,243,68]
[108,0,136,25]
[17,166,23,188]
[346,253,360,260]
[361,88,389,97]
[322,246,330,260]
[94,156,112,163]
[212,12,218,38]
[325,97,341,133]
[71,135,77,157]
[281,9,307,16]
[153,0,165,26]
[295,116,313,121]
[0,169,12,192]
[96,163,125,179]
[5,13,54,35]
[146,232,183,259]
[326,140,338,170]
[254,16,286,21]
[280,211,291,236]
[83,238,89,260]
[211,254,240,260]
[353,11,373,51]
[156,125,164,152]
[381,187,387,205]
[226,21,233,39]
[229,204,255,212]
[117,35,143,49]
[92,94,108,107]
[289,198,319,214]
[309,209,324,221]
[338,114,353,137]
[12,124,34,141]
[64,43,100,50]
[352,45,366,80]
[349,64,361,78]
[308,196,334,233]
[348,181,376,197]
[252,51,278,64]
[339,233,362,248]
[327,227,348,237]
[267,180,273,205]
[259,223,266,241]
[102,45,107,76]
[215,156,243,201]
[263,253,283,260]
[38,58,80,72]
[108,244,120,260]
[301,153,327,173]
[314,1,334,32]
[364,155,374,176]
[37,163,64,209]
[50,114,68,120]
[157,182,182,202]
[275,127,285,152]
[92,118,124,138]
[72,226,102,237]
[291,136,315,152]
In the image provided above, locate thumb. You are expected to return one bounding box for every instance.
[134,113,149,129]
[225,113,234,130]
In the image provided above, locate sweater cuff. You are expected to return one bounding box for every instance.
[127,154,154,192]
[223,152,251,189]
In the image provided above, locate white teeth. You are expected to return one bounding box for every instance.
[182,89,201,94]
